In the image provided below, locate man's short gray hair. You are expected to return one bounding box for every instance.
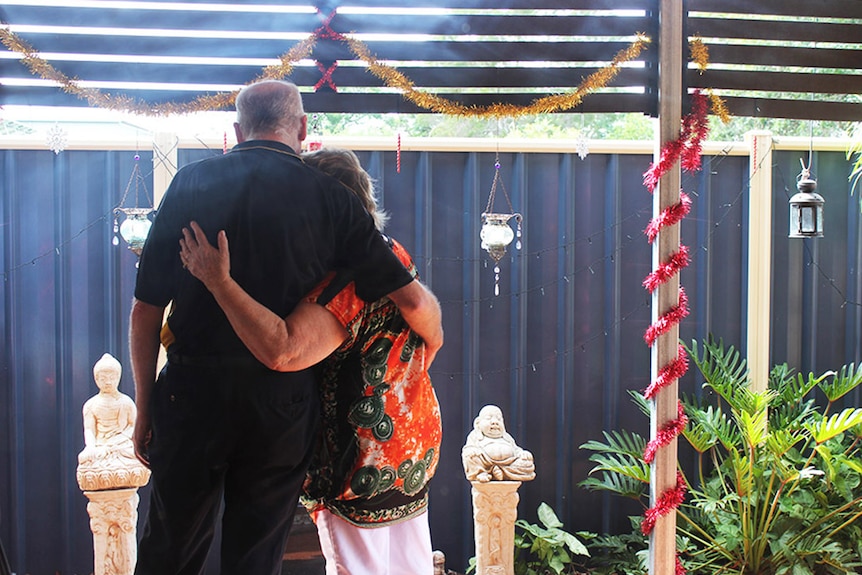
[235,80,304,140]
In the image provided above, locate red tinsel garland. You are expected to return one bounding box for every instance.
[644,345,689,400]
[643,288,689,347]
[643,245,691,293]
[314,61,339,92]
[643,401,688,464]
[641,471,687,536]
[640,91,713,575]
[310,11,345,93]
[643,90,710,192]
[645,192,692,243]
[314,9,346,41]
[680,92,710,173]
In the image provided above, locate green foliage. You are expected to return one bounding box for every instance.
[580,430,650,500]
[578,516,649,575]
[513,503,590,575]
[580,338,862,575]
[309,112,855,143]
[310,111,658,140]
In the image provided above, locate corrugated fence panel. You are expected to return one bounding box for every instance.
[0,149,150,574]
[1,146,860,573]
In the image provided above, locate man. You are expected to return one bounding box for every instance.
[129,80,442,575]
[179,147,442,574]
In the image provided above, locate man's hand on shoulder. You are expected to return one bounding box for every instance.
[388,280,443,367]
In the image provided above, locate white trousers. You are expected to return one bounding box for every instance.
[314,508,434,575]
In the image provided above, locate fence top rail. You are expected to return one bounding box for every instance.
[0,134,851,155]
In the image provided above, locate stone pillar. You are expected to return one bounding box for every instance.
[83,489,140,575]
[462,405,535,575]
[76,353,151,575]
[471,481,521,575]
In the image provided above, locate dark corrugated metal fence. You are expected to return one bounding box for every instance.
[0,145,858,573]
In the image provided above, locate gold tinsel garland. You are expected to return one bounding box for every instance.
[689,36,730,124]
[2,22,726,122]
[1,23,647,117]
[0,24,318,115]
[346,34,651,118]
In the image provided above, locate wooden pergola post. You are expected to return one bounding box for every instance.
[649,0,683,574]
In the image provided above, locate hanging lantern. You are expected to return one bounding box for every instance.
[481,155,523,296]
[481,212,520,262]
[114,207,154,255]
[788,159,824,238]
[113,154,155,256]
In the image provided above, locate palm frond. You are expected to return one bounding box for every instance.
[680,391,712,413]
[586,452,651,483]
[807,408,862,444]
[766,429,805,459]
[818,364,862,403]
[628,389,650,418]
[690,404,740,451]
[683,419,718,454]
[685,338,750,411]
[774,370,819,405]
[579,473,648,500]
[579,429,646,459]
[733,387,776,417]
[736,405,769,448]
[769,363,801,401]
[769,398,817,432]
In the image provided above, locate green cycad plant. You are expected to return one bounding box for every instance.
[580,338,862,575]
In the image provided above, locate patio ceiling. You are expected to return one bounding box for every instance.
[0,0,860,121]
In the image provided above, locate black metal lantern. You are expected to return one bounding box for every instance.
[788,159,824,238]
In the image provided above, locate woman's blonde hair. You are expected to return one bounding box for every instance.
[303,147,389,231]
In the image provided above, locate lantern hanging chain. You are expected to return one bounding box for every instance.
[116,155,153,212]
[803,118,814,178]
[484,151,515,216]
[485,118,515,216]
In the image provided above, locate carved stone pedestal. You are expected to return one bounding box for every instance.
[470,480,521,575]
[83,488,140,575]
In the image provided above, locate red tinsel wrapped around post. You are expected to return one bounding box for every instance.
[640,89,712,575]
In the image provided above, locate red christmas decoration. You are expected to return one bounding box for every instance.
[643,90,710,192]
[643,245,691,293]
[644,345,689,400]
[643,288,689,347]
[640,90,711,575]
[645,192,692,243]
[643,401,688,464]
[641,471,687,536]
[313,9,345,41]
[314,60,339,92]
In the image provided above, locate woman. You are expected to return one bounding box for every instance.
[179,147,442,575]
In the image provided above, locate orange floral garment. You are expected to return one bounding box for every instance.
[301,237,443,526]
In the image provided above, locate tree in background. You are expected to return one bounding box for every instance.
[312,112,854,142]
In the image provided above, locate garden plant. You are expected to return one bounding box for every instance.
[580,338,862,575]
